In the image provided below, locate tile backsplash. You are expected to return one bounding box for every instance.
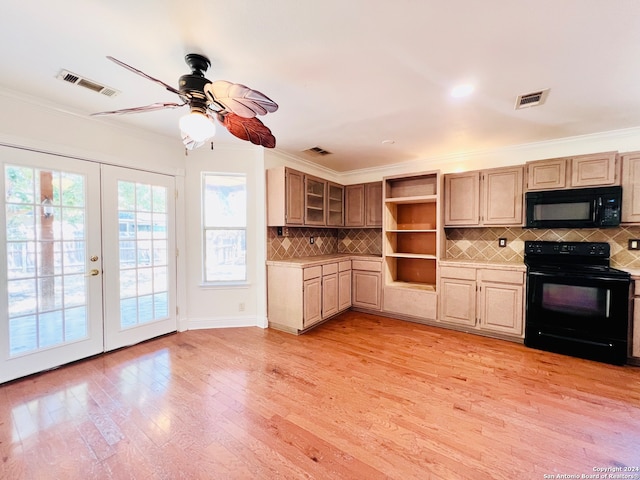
[267,227,382,260]
[445,226,640,269]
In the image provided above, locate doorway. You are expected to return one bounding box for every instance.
[0,146,177,384]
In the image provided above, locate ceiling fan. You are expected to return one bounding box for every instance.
[91,54,278,150]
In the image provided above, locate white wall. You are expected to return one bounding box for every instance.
[182,143,268,330]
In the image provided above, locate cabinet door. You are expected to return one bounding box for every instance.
[527,158,566,190]
[478,281,523,336]
[439,276,476,326]
[304,175,326,225]
[571,152,618,187]
[365,182,383,227]
[352,270,381,310]
[621,152,640,223]
[444,172,480,226]
[322,273,339,319]
[345,184,365,226]
[303,277,322,328]
[482,167,523,225]
[285,168,304,225]
[327,182,344,226]
[338,269,352,311]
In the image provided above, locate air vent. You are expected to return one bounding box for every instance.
[303,146,332,156]
[515,88,549,109]
[56,69,120,97]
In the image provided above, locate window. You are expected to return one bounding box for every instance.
[202,173,247,283]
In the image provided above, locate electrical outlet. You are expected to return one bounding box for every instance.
[238,302,245,312]
[282,227,289,237]
[628,239,640,250]
[310,236,314,245]
[498,238,507,247]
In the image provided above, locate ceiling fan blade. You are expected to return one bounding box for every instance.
[91,101,187,116]
[106,56,185,97]
[219,113,276,148]
[205,81,278,118]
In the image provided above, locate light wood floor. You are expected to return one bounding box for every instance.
[1,311,639,479]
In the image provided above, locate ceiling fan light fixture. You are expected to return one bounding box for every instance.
[179,110,215,142]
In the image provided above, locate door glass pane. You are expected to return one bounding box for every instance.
[4,165,89,356]
[117,180,169,329]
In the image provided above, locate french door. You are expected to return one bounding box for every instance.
[0,147,176,384]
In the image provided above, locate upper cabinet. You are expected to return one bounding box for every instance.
[444,166,524,227]
[345,181,383,227]
[267,167,381,228]
[304,175,326,226]
[622,151,640,224]
[326,182,344,227]
[267,166,304,226]
[526,151,620,191]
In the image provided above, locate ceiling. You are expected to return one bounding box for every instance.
[2,1,640,172]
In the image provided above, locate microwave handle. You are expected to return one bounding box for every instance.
[593,197,602,224]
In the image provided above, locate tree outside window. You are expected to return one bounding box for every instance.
[202,173,247,283]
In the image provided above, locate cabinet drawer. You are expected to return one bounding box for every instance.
[322,262,338,275]
[440,265,476,281]
[352,260,382,272]
[479,269,524,285]
[339,260,351,272]
[303,266,322,280]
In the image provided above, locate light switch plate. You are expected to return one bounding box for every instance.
[628,239,640,250]
[498,238,507,247]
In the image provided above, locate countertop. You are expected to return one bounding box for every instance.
[267,253,382,268]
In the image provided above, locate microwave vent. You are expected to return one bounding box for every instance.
[515,89,549,109]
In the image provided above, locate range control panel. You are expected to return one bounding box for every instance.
[524,241,610,257]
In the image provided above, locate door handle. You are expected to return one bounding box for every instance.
[86,269,100,277]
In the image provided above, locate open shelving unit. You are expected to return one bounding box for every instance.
[382,171,442,319]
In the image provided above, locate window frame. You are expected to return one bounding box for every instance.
[201,172,248,286]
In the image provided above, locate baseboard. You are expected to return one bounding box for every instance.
[187,315,261,330]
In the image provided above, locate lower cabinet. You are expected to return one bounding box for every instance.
[267,258,362,333]
[439,264,525,339]
[352,260,382,310]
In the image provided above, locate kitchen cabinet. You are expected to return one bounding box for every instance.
[321,262,339,319]
[621,151,640,223]
[267,166,304,226]
[352,259,382,310]
[338,260,352,311]
[382,171,441,319]
[345,182,383,227]
[444,166,523,227]
[267,256,371,333]
[439,263,525,339]
[327,182,344,226]
[439,266,476,326]
[526,151,619,191]
[304,174,327,226]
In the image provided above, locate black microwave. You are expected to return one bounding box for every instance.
[525,186,622,228]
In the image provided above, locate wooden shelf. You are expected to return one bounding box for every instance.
[386,253,437,260]
[386,229,437,233]
[386,280,436,291]
[385,195,437,204]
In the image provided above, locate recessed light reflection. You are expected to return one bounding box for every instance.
[451,84,475,98]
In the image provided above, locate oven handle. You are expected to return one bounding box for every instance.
[527,270,629,284]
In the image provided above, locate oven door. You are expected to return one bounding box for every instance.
[525,268,630,364]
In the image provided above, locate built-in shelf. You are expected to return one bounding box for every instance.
[383,171,441,299]
[384,194,438,204]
